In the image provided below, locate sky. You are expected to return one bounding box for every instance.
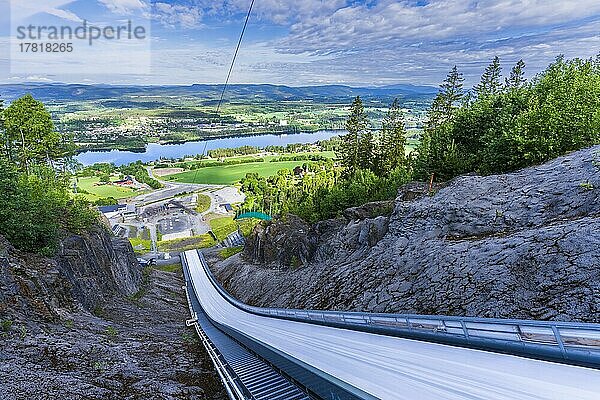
[1,0,599,87]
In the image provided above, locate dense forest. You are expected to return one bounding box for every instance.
[239,55,600,222]
[0,95,98,254]
[238,97,413,221]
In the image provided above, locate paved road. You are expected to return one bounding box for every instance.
[139,167,244,209]
[185,250,600,400]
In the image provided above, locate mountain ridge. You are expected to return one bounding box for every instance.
[0,82,437,103]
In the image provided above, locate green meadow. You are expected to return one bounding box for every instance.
[167,161,304,184]
[166,152,335,185]
[73,176,141,201]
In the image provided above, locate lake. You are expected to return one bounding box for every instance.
[76,130,344,166]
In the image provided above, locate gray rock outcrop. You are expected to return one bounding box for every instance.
[58,228,141,312]
[214,146,600,322]
[0,227,225,399]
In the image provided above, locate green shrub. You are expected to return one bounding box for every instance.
[104,326,118,337]
[1,319,13,332]
[0,161,98,254]
[95,197,119,206]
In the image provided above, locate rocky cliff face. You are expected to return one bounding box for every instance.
[0,227,224,399]
[57,229,141,312]
[0,227,140,324]
[244,200,402,268]
[213,146,600,322]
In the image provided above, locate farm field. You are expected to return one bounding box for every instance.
[73,176,142,202]
[167,160,317,185]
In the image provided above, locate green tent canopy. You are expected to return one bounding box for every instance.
[235,212,272,221]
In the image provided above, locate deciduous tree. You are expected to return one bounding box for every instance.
[3,94,63,173]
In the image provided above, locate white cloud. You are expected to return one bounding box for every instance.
[260,0,600,85]
[154,2,203,28]
[7,75,54,82]
[151,0,347,28]
[4,0,600,85]
[98,0,148,15]
[276,0,600,55]
[10,0,83,23]
[44,8,83,22]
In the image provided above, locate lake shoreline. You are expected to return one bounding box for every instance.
[73,127,333,154]
[76,129,345,166]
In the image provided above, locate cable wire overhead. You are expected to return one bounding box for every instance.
[216,0,255,115]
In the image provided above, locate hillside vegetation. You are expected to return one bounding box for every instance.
[239,55,600,223]
[0,95,97,254]
[415,55,600,180]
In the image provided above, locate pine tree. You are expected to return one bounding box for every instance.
[378,98,407,174]
[358,129,375,171]
[439,65,465,117]
[414,66,464,180]
[475,56,502,97]
[341,96,368,174]
[505,59,526,88]
[426,66,464,130]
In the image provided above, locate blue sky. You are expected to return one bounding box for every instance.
[1,0,600,86]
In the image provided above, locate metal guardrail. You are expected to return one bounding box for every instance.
[196,251,600,370]
[192,318,248,400]
[184,251,374,400]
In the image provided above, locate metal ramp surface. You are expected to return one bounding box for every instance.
[183,257,311,400]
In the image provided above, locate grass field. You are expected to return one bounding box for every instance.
[129,238,152,255]
[74,176,140,201]
[196,194,212,213]
[207,214,260,241]
[155,263,183,273]
[165,151,336,185]
[208,215,238,241]
[158,235,216,252]
[168,161,312,185]
[219,246,244,260]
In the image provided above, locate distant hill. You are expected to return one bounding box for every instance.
[0,83,437,105]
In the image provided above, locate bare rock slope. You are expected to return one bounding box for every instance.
[214,146,600,322]
[0,228,225,399]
